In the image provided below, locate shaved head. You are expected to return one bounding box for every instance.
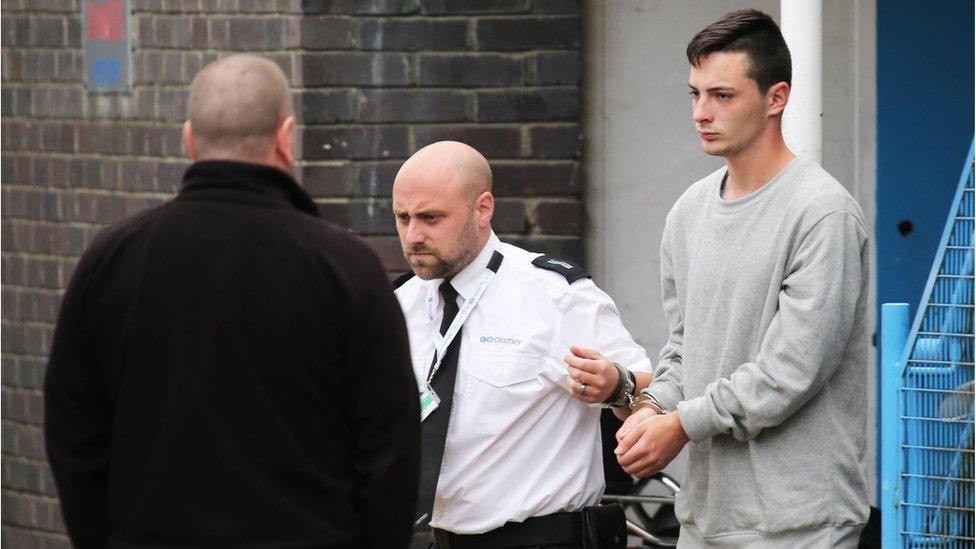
[397,141,493,200]
[392,141,495,279]
[187,54,293,161]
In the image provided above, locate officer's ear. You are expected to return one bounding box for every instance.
[183,120,198,161]
[474,190,494,229]
[272,115,295,168]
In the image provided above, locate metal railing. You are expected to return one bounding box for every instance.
[882,140,975,548]
[602,472,681,547]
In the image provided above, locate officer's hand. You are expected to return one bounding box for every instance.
[564,345,619,404]
[614,410,688,477]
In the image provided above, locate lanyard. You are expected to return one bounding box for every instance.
[419,250,503,387]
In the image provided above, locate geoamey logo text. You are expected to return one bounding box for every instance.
[479,336,522,346]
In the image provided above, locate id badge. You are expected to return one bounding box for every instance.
[419,385,440,422]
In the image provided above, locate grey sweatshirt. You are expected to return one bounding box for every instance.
[647,157,870,539]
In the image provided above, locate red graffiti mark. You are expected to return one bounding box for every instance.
[87,2,126,41]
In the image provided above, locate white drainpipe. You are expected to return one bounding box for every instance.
[780,0,823,164]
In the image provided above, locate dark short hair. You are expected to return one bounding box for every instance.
[686,9,791,92]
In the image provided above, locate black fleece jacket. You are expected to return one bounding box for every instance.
[44,161,419,548]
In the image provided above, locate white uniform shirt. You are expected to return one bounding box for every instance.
[395,233,651,534]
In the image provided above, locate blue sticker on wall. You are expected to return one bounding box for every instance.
[84,0,130,92]
[91,59,122,87]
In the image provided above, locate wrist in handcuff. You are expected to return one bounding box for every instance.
[629,390,666,414]
[604,362,636,408]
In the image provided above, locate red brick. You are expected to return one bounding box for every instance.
[0,88,13,116]
[34,87,84,118]
[303,0,422,15]
[475,16,579,50]
[493,198,527,233]
[477,88,579,122]
[31,0,77,11]
[67,16,81,46]
[22,51,57,81]
[418,54,522,87]
[156,89,189,122]
[356,162,400,196]
[318,199,396,234]
[152,16,192,48]
[419,0,527,14]
[198,0,231,11]
[56,51,83,81]
[363,235,408,270]
[0,386,46,422]
[531,0,580,14]
[300,16,356,50]
[531,51,580,85]
[532,199,581,234]
[303,126,409,160]
[41,123,75,154]
[208,17,229,47]
[26,257,64,289]
[302,52,410,86]
[227,17,300,50]
[2,255,27,286]
[414,125,521,158]
[492,161,580,197]
[298,90,357,124]
[528,124,581,158]
[300,163,356,197]
[358,89,471,123]
[359,18,469,51]
[12,14,30,41]
[31,16,66,47]
[9,422,48,460]
[5,221,84,257]
[11,290,62,324]
[138,15,155,46]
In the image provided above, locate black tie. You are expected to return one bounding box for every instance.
[415,281,461,528]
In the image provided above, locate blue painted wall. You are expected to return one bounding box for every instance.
[877,0,974,321]
[875,0,974,502]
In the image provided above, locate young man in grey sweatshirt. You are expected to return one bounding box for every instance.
[576,9,870,548]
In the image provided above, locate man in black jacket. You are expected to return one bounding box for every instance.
[44,54,420,548]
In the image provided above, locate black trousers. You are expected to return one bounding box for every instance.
[411,529,583,549]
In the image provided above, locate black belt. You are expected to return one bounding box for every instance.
[432,511,583,549]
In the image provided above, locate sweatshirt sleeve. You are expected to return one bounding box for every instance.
[644,220,686,410]
[344,250,420,548]
[44,255,111,549]
[677,211,868,442]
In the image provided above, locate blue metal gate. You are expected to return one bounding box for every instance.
[882,141,975,547]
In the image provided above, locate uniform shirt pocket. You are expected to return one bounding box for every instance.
[462,352,544,435]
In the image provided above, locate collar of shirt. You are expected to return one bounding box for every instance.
[178,160,320,217]
[441,231,501,301]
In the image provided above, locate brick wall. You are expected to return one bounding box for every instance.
[299,1,583,270]
[1,1,581,545]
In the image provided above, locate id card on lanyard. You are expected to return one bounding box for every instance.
[418,251,503,422]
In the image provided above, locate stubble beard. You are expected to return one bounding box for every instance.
[405,217,482,280]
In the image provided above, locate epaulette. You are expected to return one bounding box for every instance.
[392,271,415,289]
[531,254,591,284]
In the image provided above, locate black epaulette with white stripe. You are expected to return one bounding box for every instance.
[392,271,415,289]
[531,254,591,284]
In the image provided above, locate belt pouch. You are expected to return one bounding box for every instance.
[581,503,626,549]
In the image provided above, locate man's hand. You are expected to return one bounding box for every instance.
[564,346,619,404]
[615,409,689,477]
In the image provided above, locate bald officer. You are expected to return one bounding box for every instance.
[44,55,420,548]
[393,141,651,548]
